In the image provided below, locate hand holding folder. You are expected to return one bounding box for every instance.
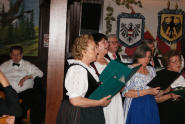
[170,87,185,101]
[88,60,141,100]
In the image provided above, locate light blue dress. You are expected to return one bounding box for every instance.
[122,66,160,124]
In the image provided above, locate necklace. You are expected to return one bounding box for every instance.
[138,67,149,75]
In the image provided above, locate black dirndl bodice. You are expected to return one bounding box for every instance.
[56,64,105,124]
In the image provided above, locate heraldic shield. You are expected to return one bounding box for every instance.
[117,13,145,48]
[157,9,185,44]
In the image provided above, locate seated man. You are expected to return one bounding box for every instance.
[0,46,43,124]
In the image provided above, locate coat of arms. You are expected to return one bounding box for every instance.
[157,9,185,44]
[117,13,145,47]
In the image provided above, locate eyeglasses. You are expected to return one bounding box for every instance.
[143,56,152,59]
[169,60,181,64]
[108,41,118,44]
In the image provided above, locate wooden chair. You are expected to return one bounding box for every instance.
[19,98,31,123]
[0,90,5,100]
[0,116,15,124]
[0,116,8,124]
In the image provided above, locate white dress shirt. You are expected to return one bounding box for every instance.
[171,75,185,88]
[107,51,117,60]
[65,59,99,98]
[108,51,132,63]
[0,59,43,93]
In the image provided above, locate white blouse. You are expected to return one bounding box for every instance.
[171,75,185,88]
[94,58,110,74]
[65,59,99,98]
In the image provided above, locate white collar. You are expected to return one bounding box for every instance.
[10,59,23,65]
[67,59,99,81]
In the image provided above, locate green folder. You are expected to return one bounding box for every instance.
[170,88,185,101]
[88,60,141,100]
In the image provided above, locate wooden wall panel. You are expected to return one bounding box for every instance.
[67,2,81,52]
[45,0,67,124]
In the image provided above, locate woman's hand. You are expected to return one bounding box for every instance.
[98,95,112,107]
[0,72,9,87]
[120,87,125,92]
[6,116,15,124]
[18,75,33,87]
[125,88,161,98]
[155,90,164,98]
[155,87,171,98]
[124,90,138,98]
[170,93,181,100]
[0,115,15,124]
[148,87,160,95]
[164,86,171,93]
[69,96,111,107]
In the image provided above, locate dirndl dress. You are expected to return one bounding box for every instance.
[56,64,105,124]
[123,66,160,124]
[126,95,160,124]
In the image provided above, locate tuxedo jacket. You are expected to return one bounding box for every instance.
[104,52,121,61]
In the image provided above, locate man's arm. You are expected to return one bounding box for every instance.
[27,61,43,79]
[18,75,33,87]
[18,61,43,87]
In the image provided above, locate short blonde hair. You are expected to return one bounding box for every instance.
[71,34,94,60]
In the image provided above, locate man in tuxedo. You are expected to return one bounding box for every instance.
[105,34,127,103]
[105,34,122,61]
[0,46,43,124]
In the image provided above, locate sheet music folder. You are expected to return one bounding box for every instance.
[170,88,185,101]
[88,60,141,100]
[147,69,180,90]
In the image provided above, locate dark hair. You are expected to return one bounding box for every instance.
[10,46,23,54]
[161,50,181,67]
[141,39,154,45]
[133,44,152,63]
[92,33,107,45]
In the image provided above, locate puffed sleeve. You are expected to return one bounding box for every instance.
[148,66,156,78]
[65,65,88,98]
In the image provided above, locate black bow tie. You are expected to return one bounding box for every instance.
[12,63,20,67]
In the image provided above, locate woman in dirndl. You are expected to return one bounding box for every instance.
[122,43,160,124]
[155,50,185,124]
[56,34,111,124]
[91,33,124,124]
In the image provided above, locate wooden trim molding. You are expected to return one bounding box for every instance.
[45,0,67,124]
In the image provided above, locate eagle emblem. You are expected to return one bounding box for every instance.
[117,13,145,47]
[157,9,185,44]
[120,23,140,43]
